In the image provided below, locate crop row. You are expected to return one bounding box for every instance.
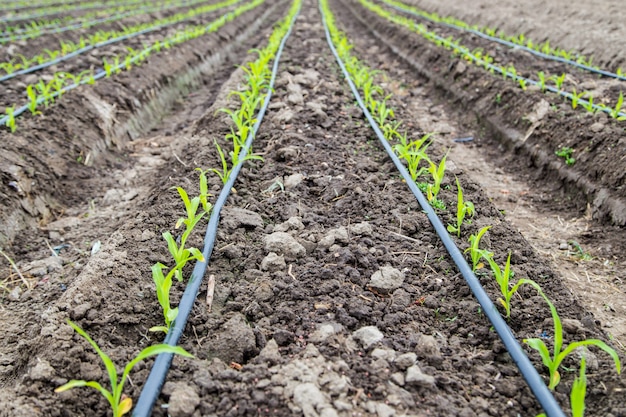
[1,0,264,132]
[378,0,626,81]
[0,0,241,81]
[0,0,211,42]
[0,0,152,23]
[0,0,85,13]
[321,0,621,415]
[358,0,626,122]
[53,1,300,415]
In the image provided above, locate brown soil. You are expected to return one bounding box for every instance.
[0,0,624,416]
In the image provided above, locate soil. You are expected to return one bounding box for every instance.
[0,0,624,416]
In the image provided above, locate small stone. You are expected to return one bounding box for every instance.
[168,383,200,417]
[264,232,306,258]
[417,335,440,357]
[284,173,305,189]
[222,207,264,230]
[371,348,396,362]
[317,234,335,250]
[293,383,328,417]
[369,266,405,293]
[9,287,21,300]
[261,252,286,271]
[258,339,281,364]
[390,372,405,386]
[29,360,55,381]
[559,242,569,250]
[376,402,396,417]
[394,352,417,370]
[309,323,338,342]
[405,365,435,388]
[590,122,604,132]
[140,229,156,241]
[353,326,384,349]
[330,227,349,243]
[349,222,373,236]
[273,329,294,346]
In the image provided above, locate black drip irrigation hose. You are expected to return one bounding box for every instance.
[0,2,257,129]
[382,0,626,82]
[319,1,566,416]
[131,3,300,416]
[0,0,242,83]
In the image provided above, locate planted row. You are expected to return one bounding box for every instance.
[0,0,240,79]
[53,2,301,415]
[359,0,626,121]
[1,0,265,132]
[322,0,621,415]
[378,0,626,80]
[0,0,206,41]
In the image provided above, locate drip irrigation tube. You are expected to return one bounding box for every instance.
[381,0,626,82]
[131,2,300,416]
[0,0,241,83]
[319,1,566,416]
[0,0,210,42]
[0,1,262,129]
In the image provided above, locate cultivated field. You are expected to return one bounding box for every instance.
[0,0,624,416]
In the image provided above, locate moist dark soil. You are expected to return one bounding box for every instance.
[0,0,624,416]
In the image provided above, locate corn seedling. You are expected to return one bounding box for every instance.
[537,71,547,92]
[4,106,16,132]
[609,92,626,120]
[551,73,566,91]
[425,151,448,202]
[56,320,193,417]
[465,226,492,271]
[447,176,475,237]
[487,252,543,318]
[570,354,587,417]
[555,147,575,166]
[570,89,585,109]
[524,291,621,390]
[393,132,432,181]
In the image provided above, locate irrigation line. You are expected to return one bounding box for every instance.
[0,0,210,42]
[381,0,626,82]
[320,1,566,416]
[0,0,261,129]
[131,2,300,416]
[0,0,241,83]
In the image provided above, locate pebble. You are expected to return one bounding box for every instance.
[284,173,305,189]
[260,252,286,271]
[369,266,405,293]
[394,353,417,370]
[168,383,200,417]
[353,326,384,349]
[405,365,435,388]
[264,232,306,259]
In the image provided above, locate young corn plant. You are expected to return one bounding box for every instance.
[570,354,587,417]
[151,170,212,333]
[465,226,492,271]
[524,291,621,390]
[56,320,192,417]
[425,151,448,204]
[609,92,626,120]
[393,132,432,181]
[4,106,17,132]
[447,176,475,237]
